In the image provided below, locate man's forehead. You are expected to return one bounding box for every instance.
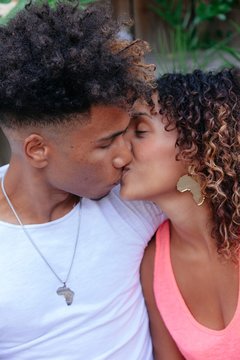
[82,104,131,141]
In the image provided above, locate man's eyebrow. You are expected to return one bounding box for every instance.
[97,126,129,142]
[130,111,151,119]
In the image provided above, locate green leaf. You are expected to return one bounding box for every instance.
[0,0,12,4]
[0,0,26,25]
[217,14,226,20]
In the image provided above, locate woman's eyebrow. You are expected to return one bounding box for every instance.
[130,111,152,119]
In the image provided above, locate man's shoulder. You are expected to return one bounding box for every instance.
[101,185,166,227]
[109,185,161,214]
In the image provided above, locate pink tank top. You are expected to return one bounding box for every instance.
[154,220,240,360]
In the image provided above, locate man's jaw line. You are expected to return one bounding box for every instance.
[89,177,122,201]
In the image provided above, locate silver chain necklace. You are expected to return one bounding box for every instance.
[1,173,81,306]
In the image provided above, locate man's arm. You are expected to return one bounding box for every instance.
[141,239,185,360]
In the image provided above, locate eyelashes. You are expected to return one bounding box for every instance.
[134,130,148,138]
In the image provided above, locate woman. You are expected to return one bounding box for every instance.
[121,69,240,359]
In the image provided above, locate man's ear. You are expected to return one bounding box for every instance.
[24,134,49,168]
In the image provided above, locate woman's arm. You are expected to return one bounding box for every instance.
[141,239,185,360]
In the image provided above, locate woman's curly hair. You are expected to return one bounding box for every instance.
[0,0,155,128]
[157,69,240,261]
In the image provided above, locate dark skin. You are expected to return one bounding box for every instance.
[0,105,132,225]
[141,228,239,360]
[141,238,185,360]
[122,95,239,359]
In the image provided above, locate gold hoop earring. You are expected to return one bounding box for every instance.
[177,174,205,206]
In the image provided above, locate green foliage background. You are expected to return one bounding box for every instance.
[1,0,240,71]
[149,0,240,72]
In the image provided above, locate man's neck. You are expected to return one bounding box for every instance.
[0,165,79,225]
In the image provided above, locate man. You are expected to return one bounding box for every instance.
[0,1,165,359]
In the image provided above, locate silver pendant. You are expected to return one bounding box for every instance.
[57,284,74,305]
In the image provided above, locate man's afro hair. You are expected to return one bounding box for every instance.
[0,0,155,127]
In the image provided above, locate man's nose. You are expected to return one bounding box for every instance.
[112,136,132,169]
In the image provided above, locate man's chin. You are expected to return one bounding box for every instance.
[89,182,120,201]
[90,190,111,201]
[91,193,109,201]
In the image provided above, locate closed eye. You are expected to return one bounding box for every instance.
[99,143,112,149]
[135,130,148,138]
[98,129,128,149]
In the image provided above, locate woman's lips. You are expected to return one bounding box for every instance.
[121,167,130,180]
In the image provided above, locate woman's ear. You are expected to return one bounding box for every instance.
[24,134,49,168]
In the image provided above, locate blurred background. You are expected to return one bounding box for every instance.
[1,0,240,165]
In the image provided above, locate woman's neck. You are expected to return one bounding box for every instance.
[154,191,215,253]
